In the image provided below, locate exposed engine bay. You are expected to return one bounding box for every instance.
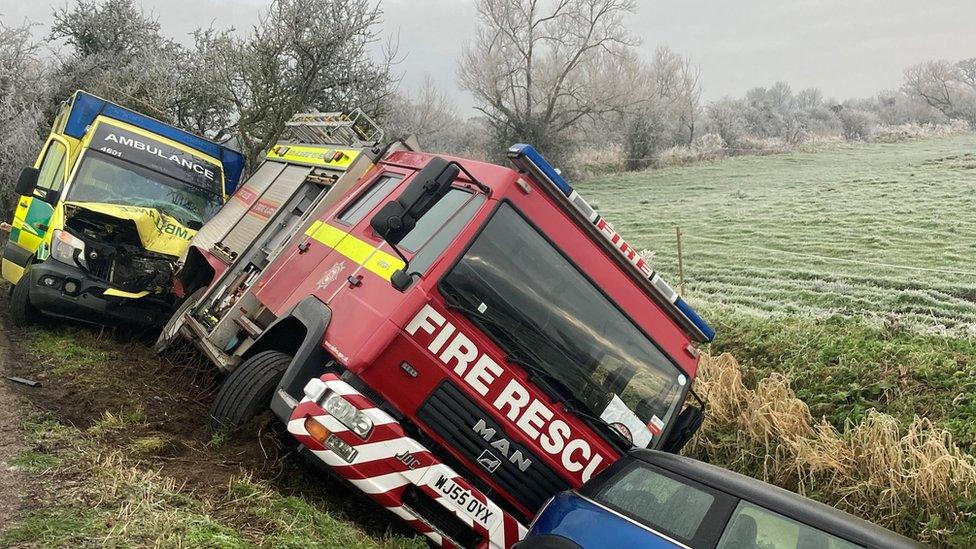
[64,206,176,293]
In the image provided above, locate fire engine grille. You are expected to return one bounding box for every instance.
[417,381,569,513]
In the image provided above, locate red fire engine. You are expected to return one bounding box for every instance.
[205,144,714,548]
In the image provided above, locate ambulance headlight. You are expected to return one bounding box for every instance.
[51,230,87,268]
[322,391,373,439]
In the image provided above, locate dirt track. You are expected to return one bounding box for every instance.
[0,320,25,529]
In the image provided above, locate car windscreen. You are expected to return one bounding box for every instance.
[67,150,224,230]
[440,202,688,448]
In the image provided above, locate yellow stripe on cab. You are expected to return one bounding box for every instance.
[304,222,404,281]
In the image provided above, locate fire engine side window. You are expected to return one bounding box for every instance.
[337,174,402,225]
[401,189,485,274]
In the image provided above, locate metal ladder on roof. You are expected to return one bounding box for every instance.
[282,108,384,147]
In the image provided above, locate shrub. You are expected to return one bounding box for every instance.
[658,133,726,167]
[689,353,976,547]
[837,108,878,141]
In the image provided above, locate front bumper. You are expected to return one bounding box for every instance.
[28,259,172,328]
[288,374,528,549]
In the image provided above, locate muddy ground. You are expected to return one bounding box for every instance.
[0,286,415,544]
[0,309,26,529]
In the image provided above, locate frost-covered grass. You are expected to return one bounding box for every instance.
[578,134,976,335]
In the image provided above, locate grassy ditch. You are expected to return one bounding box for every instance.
[0,317,425,548]
[706,309,976,452]
[688,352,976,547]
[4,412,424,548]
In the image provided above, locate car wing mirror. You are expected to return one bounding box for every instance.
[15,167,39,197]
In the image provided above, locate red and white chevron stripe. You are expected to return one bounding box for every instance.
[287,374,529,549]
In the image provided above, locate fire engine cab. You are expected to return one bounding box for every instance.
[205,144,714,548]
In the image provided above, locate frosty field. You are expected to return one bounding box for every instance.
[578,134,976,334]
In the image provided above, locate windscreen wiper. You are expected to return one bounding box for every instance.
[441,289,633,452]
[506,348,632,453]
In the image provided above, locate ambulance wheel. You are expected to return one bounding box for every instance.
[209,350,291,433]
[10,267,38,327]
[154,288,205,355]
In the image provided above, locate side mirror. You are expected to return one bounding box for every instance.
[659,405,704,454]
[15,167,39,197]
[370,156,458,246]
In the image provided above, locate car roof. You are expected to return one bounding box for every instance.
[628,449,924,549]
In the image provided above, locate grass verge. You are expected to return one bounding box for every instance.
[2,412,425,548]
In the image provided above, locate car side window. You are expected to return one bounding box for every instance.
[594,463,717,543]
[716,501,863,549]
[337,174,402,225]
[36,141,68,193]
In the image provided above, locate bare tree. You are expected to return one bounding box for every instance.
[836,105,877,141]
[0,21,47,217]
[956,58,976,91]
[651,47,702,145]
[705,97,747,150]
[903,60,976,127]
[47,0,185,122]
[458,0,639,164]
[904,61,958,114]
[385,75,460,149]
[197,0,397,166]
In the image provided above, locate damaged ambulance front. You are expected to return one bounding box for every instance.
[2,91,244,328]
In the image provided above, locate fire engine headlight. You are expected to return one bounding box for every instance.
[50,230,87,269]
[322,391,373,439]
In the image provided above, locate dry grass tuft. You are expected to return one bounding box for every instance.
[689,353,976,546]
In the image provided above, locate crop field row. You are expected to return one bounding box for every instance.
[577,134,976,335]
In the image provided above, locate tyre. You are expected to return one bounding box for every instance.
[209,350,291,433]
[154,287,206,355]
[9,267,37,327]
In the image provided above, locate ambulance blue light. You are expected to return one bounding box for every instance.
[507,143,715,343]
[63,90,245,194]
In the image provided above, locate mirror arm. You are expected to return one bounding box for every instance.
[449,162,491,195]
[689,386,707,415]
[387,241,409,270]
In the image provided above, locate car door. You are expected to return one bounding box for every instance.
[3,136,70,281]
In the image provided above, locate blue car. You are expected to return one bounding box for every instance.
[516,449,921,549]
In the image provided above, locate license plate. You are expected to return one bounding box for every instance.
[431,474,494,526]
[325,433,359,463]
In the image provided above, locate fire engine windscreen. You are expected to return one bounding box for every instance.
[440,204,688,448]
[67,151,223,230]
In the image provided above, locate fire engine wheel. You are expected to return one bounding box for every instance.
[10,267,38,327]
[154,288,206,355]
[209,350,291,433]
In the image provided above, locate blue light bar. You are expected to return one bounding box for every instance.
[64,91,245,194]
[507,143,715,343]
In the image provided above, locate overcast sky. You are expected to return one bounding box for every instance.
[3,0,973,114]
